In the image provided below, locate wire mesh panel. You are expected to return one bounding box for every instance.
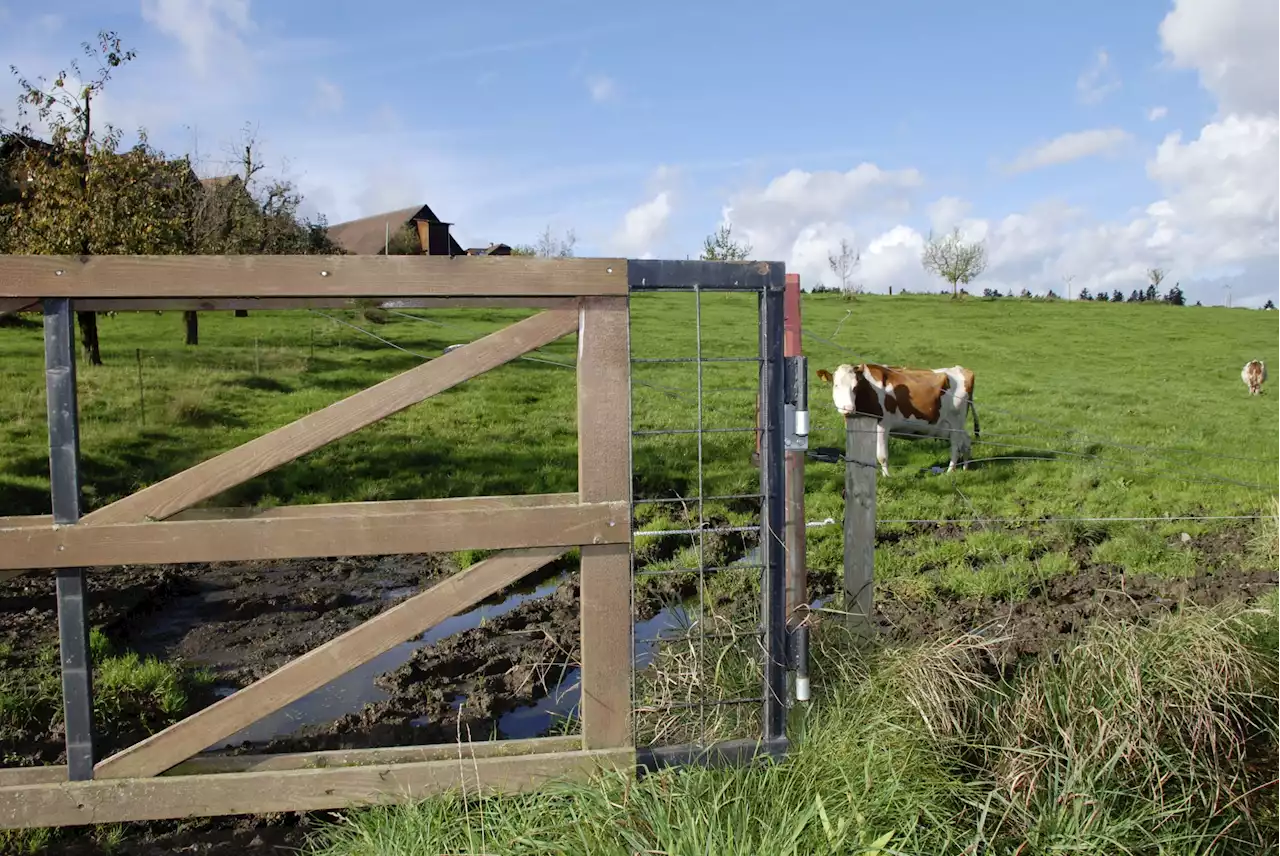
[627,261,789,768]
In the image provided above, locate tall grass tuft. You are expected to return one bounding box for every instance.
[307,593,1278,856]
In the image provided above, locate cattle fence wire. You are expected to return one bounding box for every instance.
[303,302,1272,741]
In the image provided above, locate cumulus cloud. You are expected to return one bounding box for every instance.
[1076,49,1121,104]
[714,2,1276,305]
[610,191,672,258]
[1158,0,1278,116]
[723,163,922,262]
[1005,128,1133,174]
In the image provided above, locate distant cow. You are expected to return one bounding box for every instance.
[816,363,980,477]
[1242,360,1267,395]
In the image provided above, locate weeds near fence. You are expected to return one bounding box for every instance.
[305,590,1278,855]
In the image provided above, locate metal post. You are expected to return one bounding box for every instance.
[44,298,95,780]
[759,282,788,742]
[844,415,877,633]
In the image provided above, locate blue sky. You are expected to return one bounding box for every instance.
[0,0,1275,306]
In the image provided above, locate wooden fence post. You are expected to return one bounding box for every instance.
[843,415,876,632]
[577,296,632,749]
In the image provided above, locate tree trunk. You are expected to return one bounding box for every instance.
[184,311,199,346]
[77,311,102,366]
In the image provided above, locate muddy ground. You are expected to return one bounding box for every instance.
[0,523,1275,854]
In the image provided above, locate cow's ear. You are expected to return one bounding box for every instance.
[816,369,833,385]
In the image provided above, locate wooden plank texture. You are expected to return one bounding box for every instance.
[2,492,578,531]
[79,308,579,526]
[73,296,578,312]
[0,494,580,580]
[0,255,627,298]
[0,748,635,828]
[94,547,567,779]
[844,415,877,632]
[576,297,633,749]
[0,736,586,786]
[0,500,627,570]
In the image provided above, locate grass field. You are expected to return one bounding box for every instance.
[0,291,1276,854]
[0,292,1274,590]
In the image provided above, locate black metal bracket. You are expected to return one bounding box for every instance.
[627,259,787,292]
[636,737,790,776]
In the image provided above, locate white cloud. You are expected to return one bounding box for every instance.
[610,191,672,258]
[141,0,254,77]
[1076,49,1121,104]
[1158,0,1278,116]
[927,196,971,234]
[587,75,617,103]
[1147,106,1169,121]
[1005,128,1133,174]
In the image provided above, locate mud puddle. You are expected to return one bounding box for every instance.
[212,575,567,748]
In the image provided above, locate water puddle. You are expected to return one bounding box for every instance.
[207,575,564,749]
[205,549,784,750]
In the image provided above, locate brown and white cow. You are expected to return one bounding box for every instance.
[1242,360,1267,395]
[816,363,980,477]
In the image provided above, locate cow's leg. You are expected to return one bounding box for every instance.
[876,423,890,477]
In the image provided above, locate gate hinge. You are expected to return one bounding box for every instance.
[784,355,808,452]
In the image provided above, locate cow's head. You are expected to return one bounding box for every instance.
[816,364,864,416]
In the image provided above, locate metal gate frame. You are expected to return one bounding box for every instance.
[626,260,793,772]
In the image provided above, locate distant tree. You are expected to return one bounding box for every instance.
[180,124,337,344]
[1019,288,1032,298]
[1096,290,1109,302]
[1194,300,1202,306]
[921,227,987,298]
[1111,289,1123,303]
[700,223,751,261]
[1129,289,1142,303]
[1079,288,1092,301]
[510,243,536,256]
[827,238,860,300]
[5,30,140,365]
[381,223,421,255]
[1146,267,1166,291]
[1145,284,1158,302]
[1164,283,1185,306]
[535,224,576,258]
[1045,289,1059,300]
[1264,299,1276,310]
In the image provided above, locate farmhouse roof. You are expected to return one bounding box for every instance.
[327,202,465,255]
[466,243,512,256]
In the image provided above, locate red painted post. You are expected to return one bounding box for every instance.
[782,273,806,628]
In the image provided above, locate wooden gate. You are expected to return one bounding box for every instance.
[0,254,635,828]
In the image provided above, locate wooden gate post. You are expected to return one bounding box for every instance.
[843,415,876,633]
[577,296,632,749]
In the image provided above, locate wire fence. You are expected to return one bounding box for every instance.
[298,298,1275,742]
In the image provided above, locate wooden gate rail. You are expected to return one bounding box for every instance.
[0,254,634,829]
